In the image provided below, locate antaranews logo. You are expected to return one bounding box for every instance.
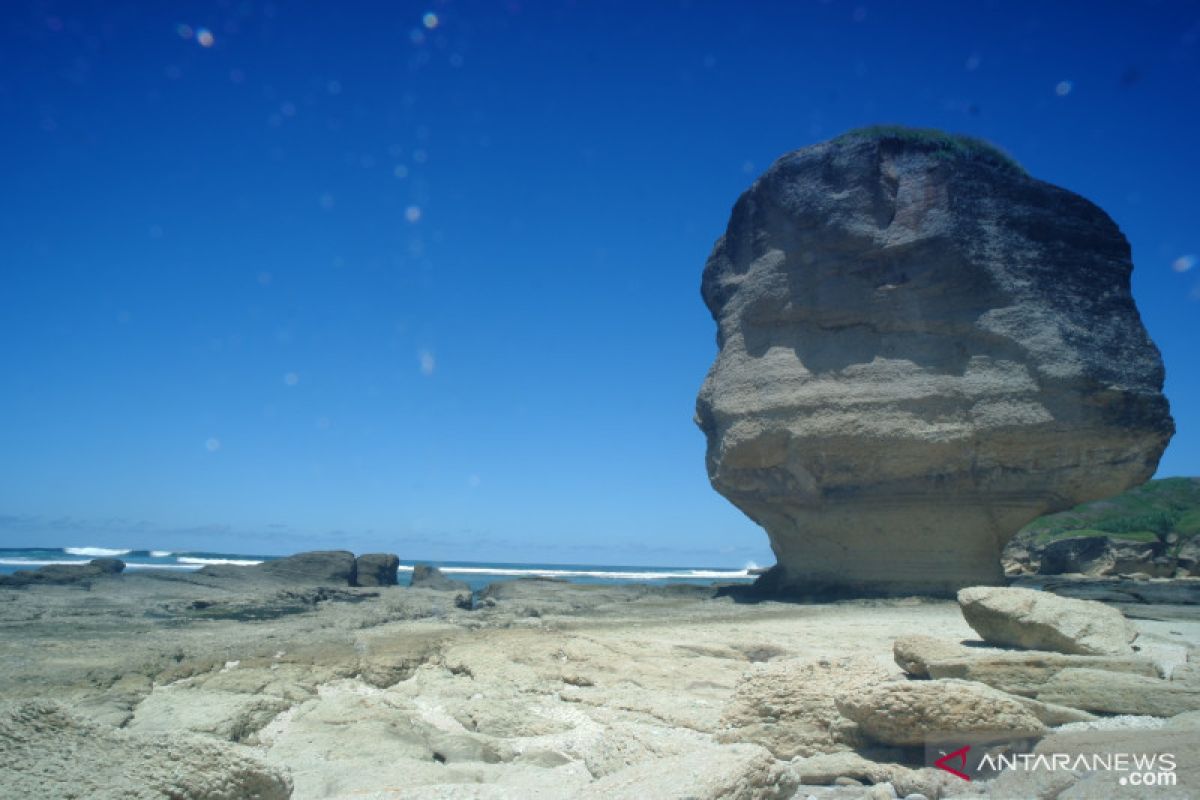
[926,731,1184,792]
[933,744,972,781]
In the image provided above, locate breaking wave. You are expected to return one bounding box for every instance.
[64,547,131,557]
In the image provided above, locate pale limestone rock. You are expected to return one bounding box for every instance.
[696,127,1172,596]
[578,743,798,800]
[0,700,291,800]
[835,679,1049,746]
[716,656,894,757]
[1031,727,1199,799]
[789,751,962,799]
[893,635,972,677]
[1036,668,1200,716]
[958,586,1137,655]
[925,651,1160,695]
[129,686,291,743]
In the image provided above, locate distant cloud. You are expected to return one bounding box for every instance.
[418,349,436,376]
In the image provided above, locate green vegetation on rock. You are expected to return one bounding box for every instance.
[1018,478,1200,549]
[833,125,1026,175]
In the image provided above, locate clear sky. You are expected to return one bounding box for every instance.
[1,1,1197,565]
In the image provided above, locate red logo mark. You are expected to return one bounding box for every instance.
[935,745,972,781]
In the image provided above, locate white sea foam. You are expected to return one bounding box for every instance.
[64,547,131,557]
[177,556,264,566]
[149,550,173,558]
[1,558,195,571]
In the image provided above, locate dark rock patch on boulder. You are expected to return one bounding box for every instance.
[355,553,400,586]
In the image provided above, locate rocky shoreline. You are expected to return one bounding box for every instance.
[1,551,1198,798]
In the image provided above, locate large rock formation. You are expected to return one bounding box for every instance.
[696,126,1173,596]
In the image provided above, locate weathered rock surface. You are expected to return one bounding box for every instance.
[1036,668,1200,716]
[578,743,798,800]
[696,126,1173,596]
[0,557,125,588]
[925,651,1160,696]
[716,656,894,757]
[959,586,1137,655]
[199,549,358,586]
[412,564,469,592]
[789,752,962,799]
[893,635,972,678]
[835,679,1070,746]
[129,686,292,742]
[259,550,357,585]
[0,699,291,799]
[1005,534,1176,578]
[411,565,473,609]
[1010,574,1200,605]
[894,633,1158,695]
[982,726,1200,799]
[354,553,400,586]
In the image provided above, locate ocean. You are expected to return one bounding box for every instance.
[0,547,757,592]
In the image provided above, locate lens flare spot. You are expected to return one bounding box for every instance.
[1173,254,1197,273]
[405,205,422,223]
[419,349,436,376]
[205,437,221,452]
[177,23,194,39]
[284,372,299,386]
[423,12,440,29]
[1055,80,1072,96]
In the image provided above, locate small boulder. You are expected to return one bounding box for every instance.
[354,553,400,586]
[835,680,1052,747]
[958,586,1136,655]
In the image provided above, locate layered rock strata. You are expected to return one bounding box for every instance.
[697,126,1173,595]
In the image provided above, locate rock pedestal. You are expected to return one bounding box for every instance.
[696,126,1173,596]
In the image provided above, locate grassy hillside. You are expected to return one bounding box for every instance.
[1016,478,1200,549]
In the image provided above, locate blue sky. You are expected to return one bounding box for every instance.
[1,1,1197,565]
